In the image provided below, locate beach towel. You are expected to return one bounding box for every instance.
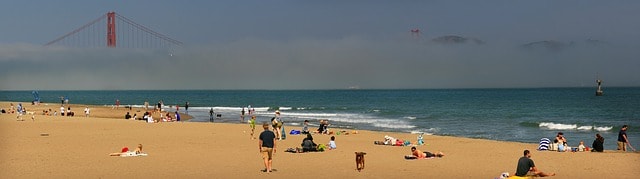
[121,151,148,157]
[285,148,298,153]
[404,155,436,160]
[506,176,534,179]
[289,130,301,135]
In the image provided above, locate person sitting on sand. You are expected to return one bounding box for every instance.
[578,141,586,152]
[320,120,330,134]
[515,150,555,177]
[384,135,396,145]
[328,136,337,150]
[163,112,173,122]
[299,133,318,152]
[147,115,154,123]
[592,133,605,152]
[407,146,444,159]
[110,144,144,156]
[555,132,568,152]
[315,119,327,134]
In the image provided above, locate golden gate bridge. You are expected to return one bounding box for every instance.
[44,11,182,48]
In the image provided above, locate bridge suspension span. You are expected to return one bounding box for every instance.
[45,11,182,49]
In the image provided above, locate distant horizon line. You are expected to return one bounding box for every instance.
[2,86,638,91]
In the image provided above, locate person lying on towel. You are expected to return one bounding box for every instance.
[405,146,444,159]
[109,144,147,157]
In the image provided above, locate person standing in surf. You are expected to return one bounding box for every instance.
[209,108,215,122]
[241,107,246,123]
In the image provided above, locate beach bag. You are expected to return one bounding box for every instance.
[538,138,550,151]
[289,130,301,135]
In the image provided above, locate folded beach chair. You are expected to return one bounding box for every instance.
[538,138,550,151]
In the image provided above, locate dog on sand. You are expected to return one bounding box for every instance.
[355,152,366,171]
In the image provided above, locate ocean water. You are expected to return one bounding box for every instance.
[2,88,639,150]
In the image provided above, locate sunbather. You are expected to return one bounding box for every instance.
[110,144,144,156]
[406,146,444,159]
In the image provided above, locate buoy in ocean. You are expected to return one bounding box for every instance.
[595,79,604,96]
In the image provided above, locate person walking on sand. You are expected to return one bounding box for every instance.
[84,106,90,117]
[272,110,282,140]
[250,115,257,139]
[115,99,120,109]
[60,106,65,117]
[618,125,636,151]
[259,123,277,173]
[515,150,555,177]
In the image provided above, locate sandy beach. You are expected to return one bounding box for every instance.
[1,101,638,178]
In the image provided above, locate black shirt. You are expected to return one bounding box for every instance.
[592,139,604,152]
[516,156,535,177]
[259,130,276,148]
[618,130,627,142]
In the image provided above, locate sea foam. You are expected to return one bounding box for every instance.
[539,122,613,131]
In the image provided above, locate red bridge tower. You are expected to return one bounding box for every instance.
[107,12,116,47]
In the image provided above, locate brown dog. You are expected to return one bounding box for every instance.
[355,152,366,171]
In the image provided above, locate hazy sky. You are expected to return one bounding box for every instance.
[1,0,639,90]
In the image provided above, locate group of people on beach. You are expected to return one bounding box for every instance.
[117,100,191,123]
[255,110,341,173]
[240,105,255,123]
[551,125,634,153]
[137,111,182,123]
[4,102,93,121]
[511,124,634,178]
[3,100,634,177]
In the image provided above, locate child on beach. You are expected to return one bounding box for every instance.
[328,136,337,150]
[578,141,586,152]
[250,116,256,139]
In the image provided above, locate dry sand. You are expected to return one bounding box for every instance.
[1,102,639,178]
